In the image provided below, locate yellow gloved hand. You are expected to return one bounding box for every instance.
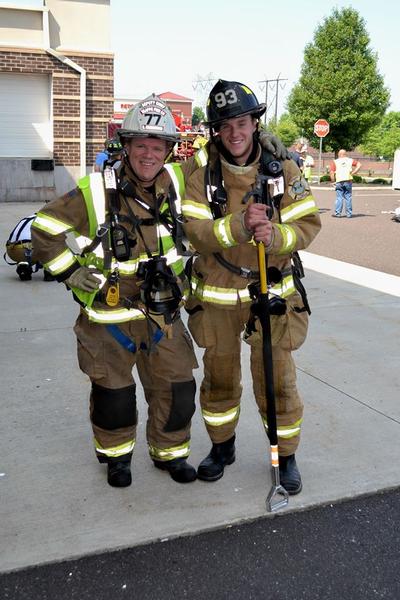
[65,266,102,293]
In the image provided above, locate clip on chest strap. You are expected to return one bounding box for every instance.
[213,252,259,279]
[106,324,164,353]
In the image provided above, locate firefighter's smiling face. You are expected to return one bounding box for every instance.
[217,114,257,165]
[126,137,170,183]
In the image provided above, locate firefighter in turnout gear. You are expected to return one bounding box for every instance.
[31,95,202,487]
[182,80,321,494]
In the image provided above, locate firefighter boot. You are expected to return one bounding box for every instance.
[16,262,33,281]
[279,454,302,495]
[107,460,132,488]
[153,458,197,483]
[197,435,236,482]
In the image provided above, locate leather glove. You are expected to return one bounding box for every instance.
[65,266,101,292]
[259,131,290,160]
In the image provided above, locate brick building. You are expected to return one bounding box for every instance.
[0,0,114,201]
[111,92,193,136]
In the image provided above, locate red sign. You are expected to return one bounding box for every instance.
[314,119,330,137]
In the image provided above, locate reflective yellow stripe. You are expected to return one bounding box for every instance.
[182,200,213,220]
[202,405,240,426]
[275,224,297,254]
[263,417,303,439]
[213,214,236,248]
[45,248,77,274]
[281,196,319,223]
[272,274,296,299]
[94,438,135,458]
[195,147,208,167]
[85,306,146,324]
[148,441,190,461]
[33,213,72,235]
[191,274,296,305]
[164,163,185,211]
[78,173,106,237]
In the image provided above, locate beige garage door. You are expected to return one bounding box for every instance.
[0,72,52,158]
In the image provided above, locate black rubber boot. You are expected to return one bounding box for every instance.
[107,461,132,488]
[197,435,236,482]
[279,454,302,495]
[43,269,56,281]
[153,458,197,483]
[16,262,32,281]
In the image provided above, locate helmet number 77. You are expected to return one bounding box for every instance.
[144,113,161,125]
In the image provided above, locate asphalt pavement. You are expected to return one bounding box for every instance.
[0,196,400,598]
[2,488,400,600]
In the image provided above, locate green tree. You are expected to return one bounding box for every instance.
[266,113,300,147]
[192,106,205,127]
[287,7,390,154]
[360,112,400,160]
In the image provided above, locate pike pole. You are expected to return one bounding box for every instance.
[249,171,289,512]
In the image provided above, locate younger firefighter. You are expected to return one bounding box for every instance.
[182,80,321,494]
[31,95,200,488]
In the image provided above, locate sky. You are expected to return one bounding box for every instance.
[109,0,400,119]
[16,0,400,119]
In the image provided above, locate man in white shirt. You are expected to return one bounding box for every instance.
[330,149,361,218]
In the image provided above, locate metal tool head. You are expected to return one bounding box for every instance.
[266,484,289,512]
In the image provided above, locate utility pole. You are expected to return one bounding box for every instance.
[192,74,216,114]
[258,74,288,125]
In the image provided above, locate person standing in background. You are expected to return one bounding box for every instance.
[330,149,361,218]
[303,152,314,182]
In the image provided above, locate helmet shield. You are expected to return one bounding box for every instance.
[118,94,180,144]
[205,80,266,127]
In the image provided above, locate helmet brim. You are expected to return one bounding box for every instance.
[117,130,180,144]
[204,103,266,127]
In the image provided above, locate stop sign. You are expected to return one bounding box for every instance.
[314,119,330,137]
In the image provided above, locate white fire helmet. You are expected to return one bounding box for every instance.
[118,94,180,144]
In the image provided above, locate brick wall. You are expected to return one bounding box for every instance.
[0,48,114,167]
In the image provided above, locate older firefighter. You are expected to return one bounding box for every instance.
[182,80,321,494]
[31,95,201,488]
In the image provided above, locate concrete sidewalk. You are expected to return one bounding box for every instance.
[1,202,400,573]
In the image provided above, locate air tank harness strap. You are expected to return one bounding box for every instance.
[106,324,164,354]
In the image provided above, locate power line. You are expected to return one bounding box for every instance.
[192,74,217,112]
[258,74,288,125]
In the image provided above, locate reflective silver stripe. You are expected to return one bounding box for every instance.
[195,147,208,167]
[191,274,296,305]
[214,214,235,248]
[89,172,106,226]
[182,200,213,219]
[148,442,190,460]
[85,307,145,323]
[164,246,179,265]
[95,439,135,457]
[74,234,92,250]
[33,213,71,235]
[46,248,77,274]
[263,417,303,439]
[202,405,240,426]
[281,197,318,223]
[157,223,171,238]
[276,224,296,254]
[164,163,183,212]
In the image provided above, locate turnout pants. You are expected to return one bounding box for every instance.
[188,302,307,457]
[74,312,198,464]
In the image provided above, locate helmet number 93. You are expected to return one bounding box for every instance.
[214,89,238,108]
